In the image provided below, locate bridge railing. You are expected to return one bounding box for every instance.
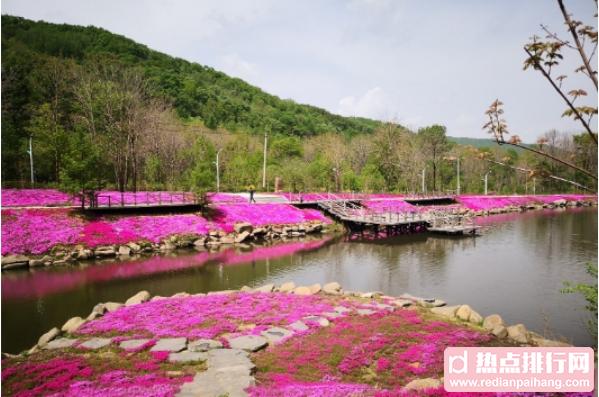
[87,191,199,209]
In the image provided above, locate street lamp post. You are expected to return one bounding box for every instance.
[27,136,34,186]
[262,132,268,190]
[483,171,492,195]
[443,156,460,195]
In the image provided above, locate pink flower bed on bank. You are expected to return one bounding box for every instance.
[1,208,84,255]
[361,199,416,214]
[1,188,78,207]
[1,202,329,254]
[456,194,596,211]
[1,354,190,397]
[77,292,338,339]
[212,204,330,232]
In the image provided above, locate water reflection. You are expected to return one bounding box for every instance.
[2,236,333,301]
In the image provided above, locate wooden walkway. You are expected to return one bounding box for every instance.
[83,192,202,213]
[314,196,478,237]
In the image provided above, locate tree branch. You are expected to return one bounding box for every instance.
[497,139,597,180]
[524,47,598,144]
[485,158,594,192]
[557,0,598,89]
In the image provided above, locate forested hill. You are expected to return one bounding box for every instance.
[1,15,382,136]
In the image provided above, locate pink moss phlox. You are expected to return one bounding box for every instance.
[1,208,84,255]
[77,292,336,339]
[1,188,79,207]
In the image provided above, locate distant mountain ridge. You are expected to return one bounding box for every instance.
[1,14,383,137]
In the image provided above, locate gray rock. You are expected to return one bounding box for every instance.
[456,305,472,321]
[368,303,395,312]
[492,325,508,339]
[193,238,206,248]
[61,317,86,333]
[357,308,376,316]
[79,337,112,350]
[430,305,460,319]
[254,283,274,293]
[261,327,293,344]
[168,351,208,363]
[392,299,413,308]
[220,235,235,244]
[292,286,312,295]
[151,337,187,352]
[240,285,252,292]
[469,310,483,324]
[119,339,152,351]
[127,242,141,252]
[92,303,107,316]
[2,254,30,267]
[177,349,255,397]
[303,316,330,327]
[77,249,93,260]
[2,254,29,270]
[333,306,351,314]
[226,335,268,352]
[323,311,342,319]
[235,231,251,243]
[234,222,253,234]
[29,259,44,267]
[403,378,442,391]
[104,302,123,312]
[118,246,131,256]
[507,324,529,344]
[309,283,322,294]
[323,282,341,294]
[38,327,60,347]
[279,281,295,293]
[483,314,504,330]
[125,290,151,306]
[94,246,116,257]
[288,320,309,331]
[207,348,254,373]
[188,339,223,352]
[529,334,571,347]
[43,338,77,350]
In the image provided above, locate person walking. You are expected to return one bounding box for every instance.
[248,185,256,204]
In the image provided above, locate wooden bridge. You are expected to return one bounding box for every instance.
[83,191,202,214]
[311,194,478,236]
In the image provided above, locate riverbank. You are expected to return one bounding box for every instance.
[4,282,586,397]
[1,190,596,271]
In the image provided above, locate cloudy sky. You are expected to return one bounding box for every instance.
[2,0,597,141]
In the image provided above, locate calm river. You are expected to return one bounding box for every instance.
[2,207,597,353]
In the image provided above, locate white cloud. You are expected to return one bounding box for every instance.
[338,87,397,121]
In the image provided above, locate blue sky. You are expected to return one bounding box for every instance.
[2,0,597,141]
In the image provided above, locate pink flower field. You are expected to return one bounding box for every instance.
[0,203,330,255]
[77,292,340,339]
[4,292,590,396]
[212,203,330,232]
[456,194,596,211]
[1,189,79,207]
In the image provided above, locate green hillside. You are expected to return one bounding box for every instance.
[1,15,382,137]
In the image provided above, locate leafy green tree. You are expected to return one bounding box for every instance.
[417,125,449,192]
